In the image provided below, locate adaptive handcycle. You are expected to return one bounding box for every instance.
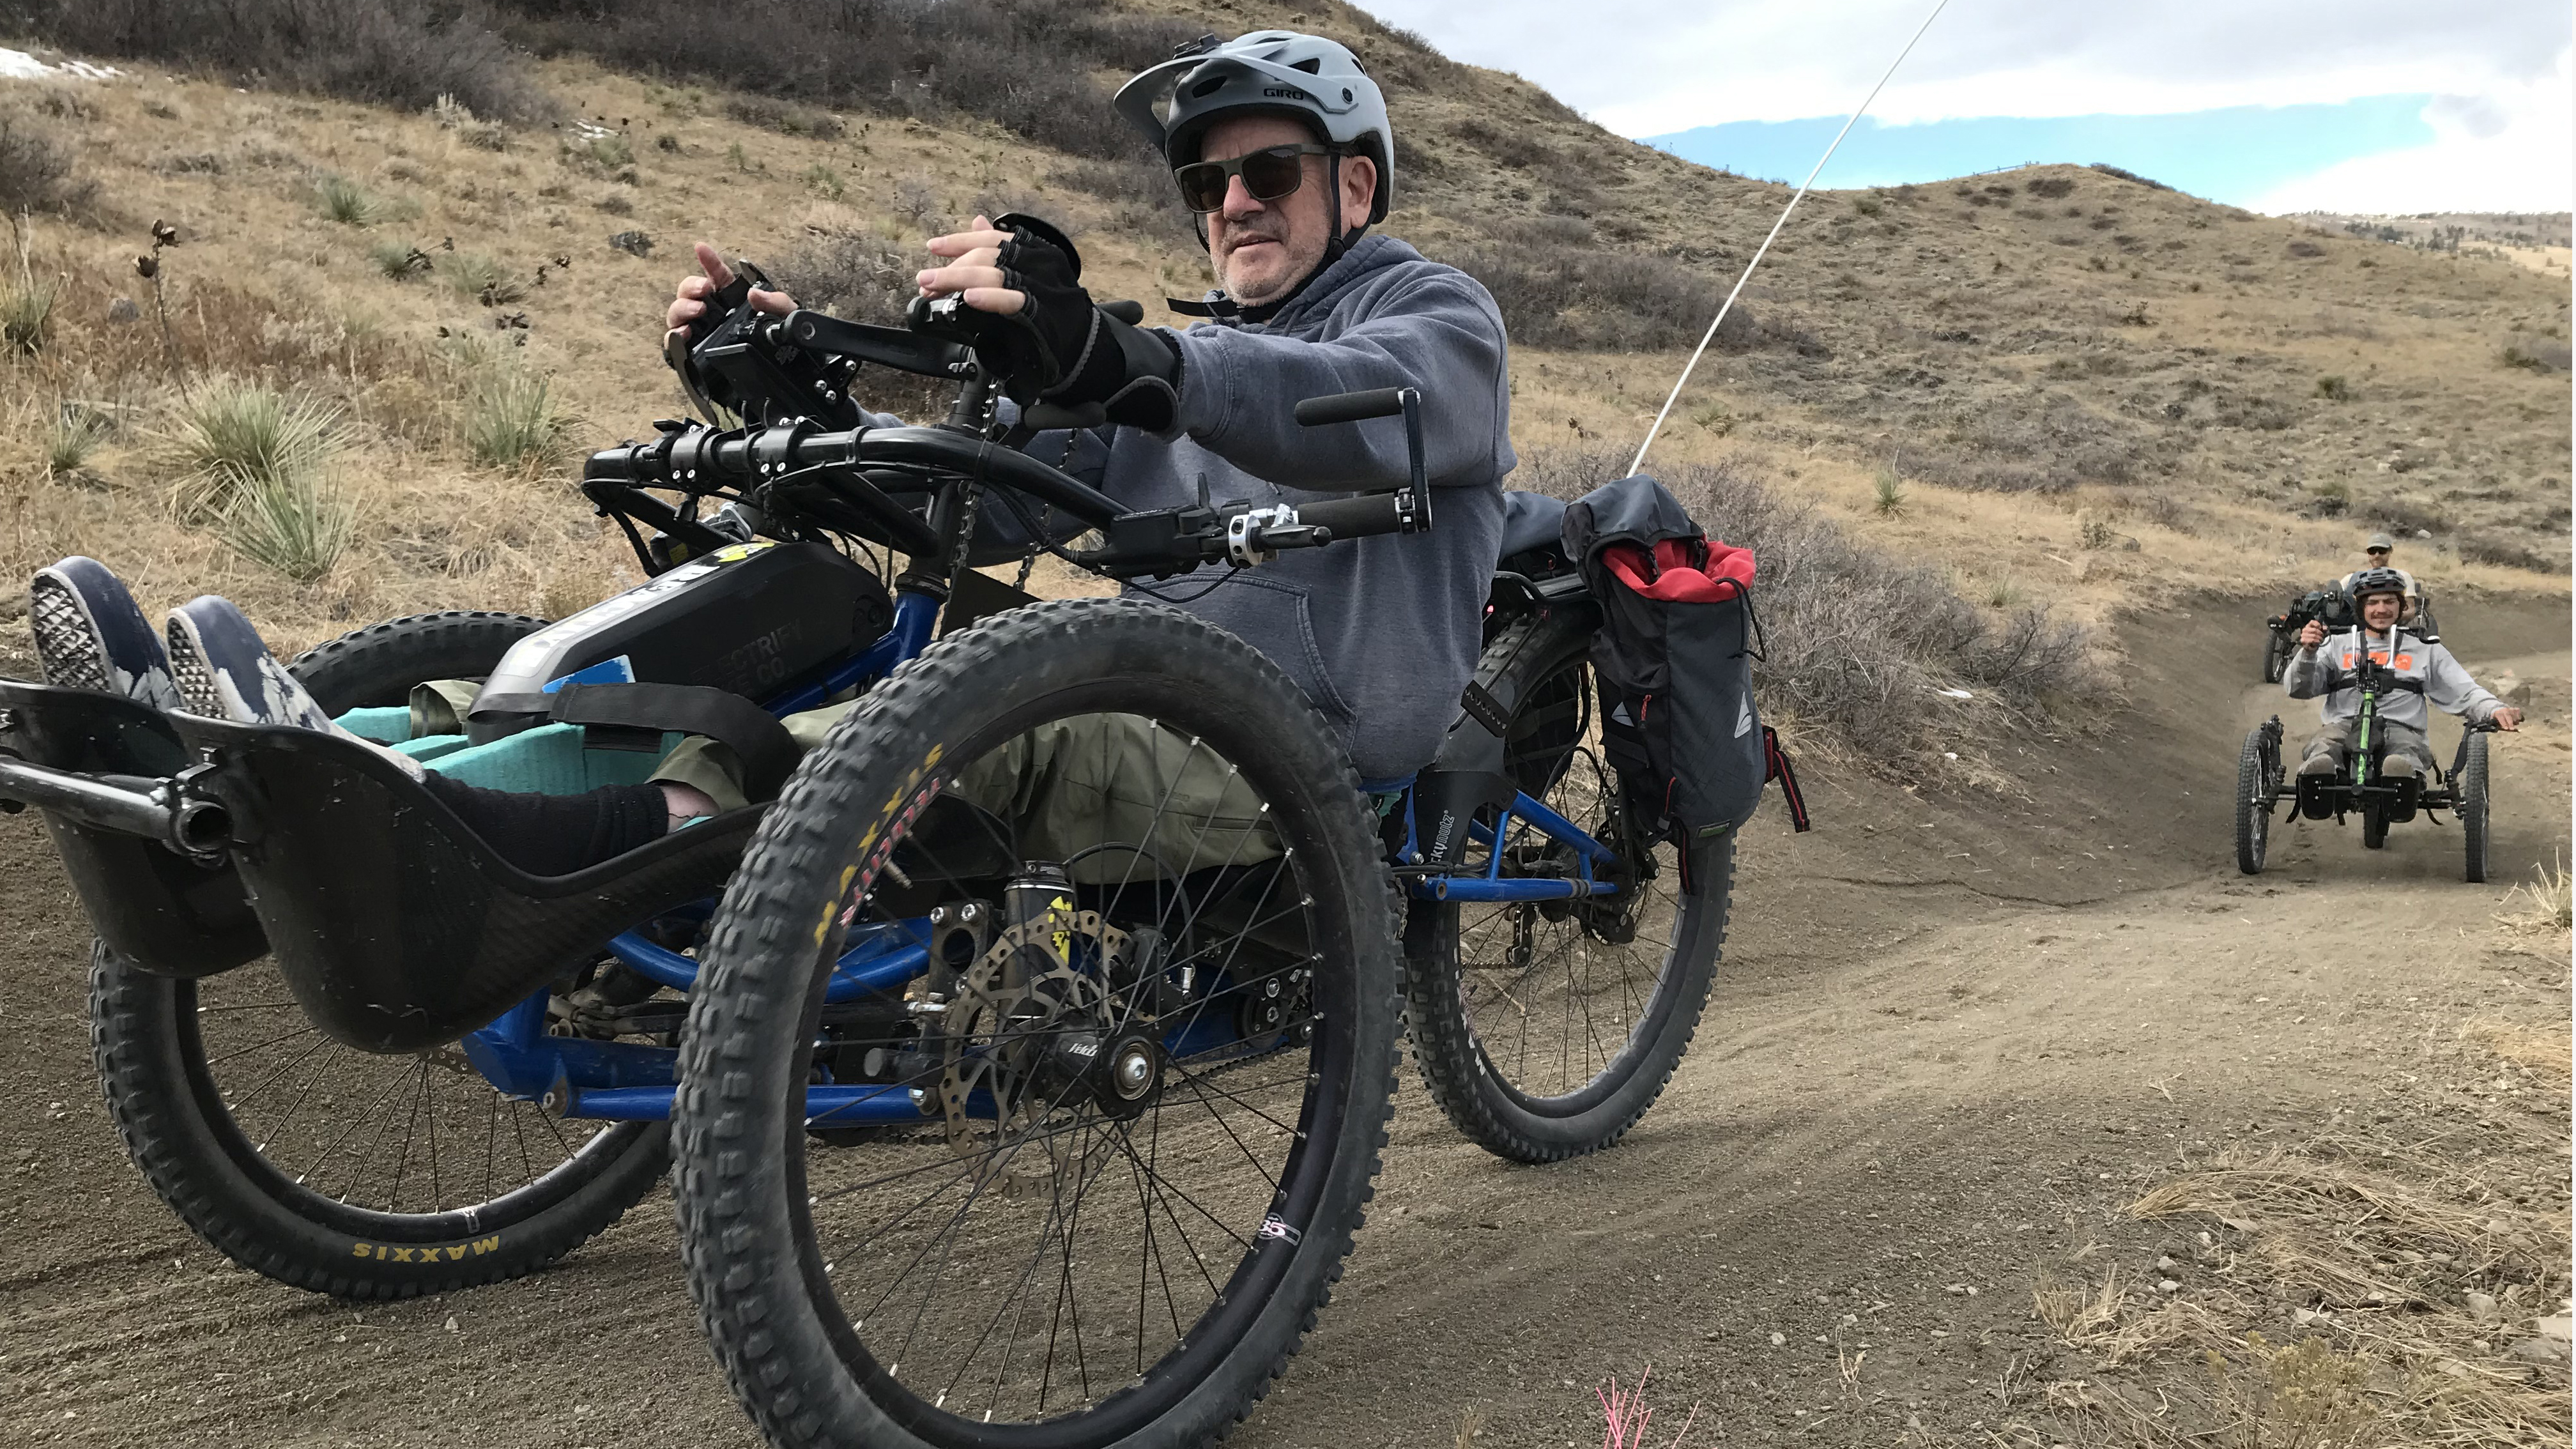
[2235,650,2496,882]
[0,273,1737,1447]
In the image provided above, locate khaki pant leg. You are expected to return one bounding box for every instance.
[2379,719,2432,775]
[946,713,1280,885]
[408,679,482,738]
[2301,717,2356,770]
[650,698,861,813]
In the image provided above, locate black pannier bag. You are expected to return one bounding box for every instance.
[1561,473,1809,841]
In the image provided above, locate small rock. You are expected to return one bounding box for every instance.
[2467,1291,2501,1323]
[2415,528,2432,539]
[106,296,138,323]
[1946,1283,1970,1296]
[1839,1314,1859,1328]
[2507,1338,2564,1365]
[2156,1280,2181,1294]
[2155,1256,2179,1272]
[444,1315,459,1332]
[608,229,655,257]
[1769,1331,1786,1346]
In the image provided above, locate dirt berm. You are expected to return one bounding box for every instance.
[1,593,2566,1448]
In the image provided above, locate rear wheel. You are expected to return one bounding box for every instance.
[91,611,677,1298]
[2458,730,2490,883]
[2234,727,2276,875]
[675,598,1400,1449]
[1404,610,1729,1164]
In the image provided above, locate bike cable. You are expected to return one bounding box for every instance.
[1629,0,1953,475]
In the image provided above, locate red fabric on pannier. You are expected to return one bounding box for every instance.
[1601,537,1756,602]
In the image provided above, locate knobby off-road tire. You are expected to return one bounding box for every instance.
[2361,799,2389,850]
[91,611,674,1298]
[1403,610,1730,1164]
[2235,726,2274,875]
[2458,730,2490,883]
[674,597,1402,1449]
[2261,631,2290,686]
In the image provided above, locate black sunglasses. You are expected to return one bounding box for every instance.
[1174,143,1337,214]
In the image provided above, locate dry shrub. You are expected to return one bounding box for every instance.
[160,379,349,518]
[0,102,94,216]
[494,0,1195,162]
[1512,447,2100,756]
[1451,222,1749,353]
[1,0,556,123]
[762,228,955,419]
[723,94,843,141]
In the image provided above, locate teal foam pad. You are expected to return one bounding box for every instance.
[418,722,686,795]
[334,707,411,744]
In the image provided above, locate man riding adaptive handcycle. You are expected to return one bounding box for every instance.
[3,30,1773,1449]
[2234,565,2519,878]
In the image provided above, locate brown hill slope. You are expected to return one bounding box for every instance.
[0,6,2561,674]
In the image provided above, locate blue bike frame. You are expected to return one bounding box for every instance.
[458,581,1619,1123]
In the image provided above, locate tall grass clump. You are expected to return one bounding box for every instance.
[312,172,385,226]
[1871,466,1905,516]
[464,365,574,473]
[1513,446,2100,756]
[0,272,56,355]
[433,249,522,303]
[223,471,355,581]
[162,381,348,518]
[43,406,110,481]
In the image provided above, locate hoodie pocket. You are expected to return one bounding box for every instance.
[1193,573,1357,744]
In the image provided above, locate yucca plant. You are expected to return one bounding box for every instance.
[433,250,523,303]
[223,471,355,582]
[1872,466,1905,517]
[163,381,348,518]
[370,240,431,280]
[465,365,574,473]
[44,406,110,482]
[0,274,56,355]
[312,172,383,226]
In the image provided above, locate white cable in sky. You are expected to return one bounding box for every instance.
[1630,0,1955,475]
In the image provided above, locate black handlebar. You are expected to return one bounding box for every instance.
[1294,388,1409,427]
[584,415,1430,582]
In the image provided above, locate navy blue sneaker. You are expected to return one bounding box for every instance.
[29,557,183,709]
[163,595,338,731]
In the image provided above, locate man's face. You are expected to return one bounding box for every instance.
[2361,593,2402,631]
[2366,547,2391,565]
[1197,114,1374,307]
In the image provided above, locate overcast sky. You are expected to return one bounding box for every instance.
[1356,1,2572,212]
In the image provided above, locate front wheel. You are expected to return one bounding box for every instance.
[1404,611,1729,1164]
[2361,799,2389,850]
[91,611,675,1298]
[675,598,1400,1449]
[2261,630,2290,685]
[2458,730,2490,882]
[2235,726,2278,875]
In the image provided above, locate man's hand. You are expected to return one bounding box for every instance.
[2299,620,2326,649]
[664,242,794,343]
[915,216,1027,315]
[2492,706,2524,731]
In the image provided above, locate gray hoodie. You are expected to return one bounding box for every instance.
[2284,625,2501,731]
[1011,234,1514,781]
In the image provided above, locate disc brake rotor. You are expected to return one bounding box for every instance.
[933,908,1135,1192]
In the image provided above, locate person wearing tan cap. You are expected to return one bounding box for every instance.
[2341,531,2433,638]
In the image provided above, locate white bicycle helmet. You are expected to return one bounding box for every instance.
[1114,30,1394,227]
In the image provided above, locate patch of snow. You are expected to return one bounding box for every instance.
[0,50,119,82]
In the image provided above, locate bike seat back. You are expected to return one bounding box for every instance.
[1496,490,1567,562]
[166,715,763,1054]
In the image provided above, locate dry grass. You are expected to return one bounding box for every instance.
[222,470,355,582]
[2499,853,2572,934]
[462,364,576,474]
[2034,1023,2572,1448]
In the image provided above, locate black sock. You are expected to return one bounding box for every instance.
[420,772,670,875]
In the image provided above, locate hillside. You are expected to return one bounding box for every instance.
[0,13,2566,1449]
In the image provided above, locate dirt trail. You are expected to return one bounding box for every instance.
[1,595,2564,1449]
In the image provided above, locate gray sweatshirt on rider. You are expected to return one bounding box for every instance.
[2284,625,2501,731]
[1022,235,1514,781]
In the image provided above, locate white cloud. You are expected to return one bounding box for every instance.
[2251,50,2573,212]
[1357,0,2570,138]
